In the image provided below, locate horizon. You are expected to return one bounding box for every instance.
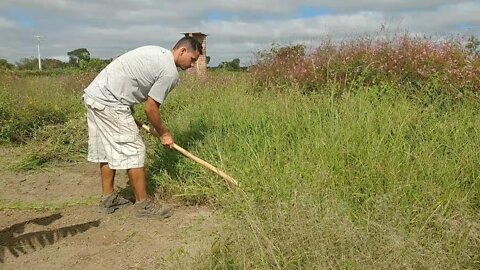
[1,1,479,66]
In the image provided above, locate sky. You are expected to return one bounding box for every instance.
[0,0,479,66]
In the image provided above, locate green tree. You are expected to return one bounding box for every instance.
[218,58,241,71]
[0,59,13,70]
[42,58,67,69]
[206,56,211,65]
[67,48,91,66]
[466,36,480,55]
[15,58,67,70]
[15,58,38,70]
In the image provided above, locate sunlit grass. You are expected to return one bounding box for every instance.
[1,64,479,268]
[153,73,480,269]
[0,74,87,169]
[0,197,98,211]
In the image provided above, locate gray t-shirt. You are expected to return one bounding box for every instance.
[84,46,179,106]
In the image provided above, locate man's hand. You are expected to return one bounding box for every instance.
[149,127,174,149]
[159,132,174,149]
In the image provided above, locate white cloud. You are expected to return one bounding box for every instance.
[0,0,478,66]
[301,0,464,12]
[0,17,18,29]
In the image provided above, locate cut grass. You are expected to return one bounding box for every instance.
[12,117,88,171]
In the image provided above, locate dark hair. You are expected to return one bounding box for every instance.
[173,36,203,55]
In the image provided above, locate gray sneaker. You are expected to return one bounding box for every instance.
[134,198,174,220]
[98,191,133,214]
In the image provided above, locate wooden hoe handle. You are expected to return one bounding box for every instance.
[142,124,239,187]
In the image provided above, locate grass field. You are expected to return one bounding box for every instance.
[1,36,479,269]
[158,74,480,269]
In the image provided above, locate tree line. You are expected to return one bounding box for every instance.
[1,48,246,72]
[0,48,112,72]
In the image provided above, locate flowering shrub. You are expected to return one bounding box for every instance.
[250,35,480,96]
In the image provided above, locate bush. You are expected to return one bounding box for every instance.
[250,35,480,97]
[79,57,111,72]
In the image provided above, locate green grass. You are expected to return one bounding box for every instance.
[12,118,88,171]
[0,197,98,211]
[0,74,88,169]
[151,73,480,269]
[1,71,479,269]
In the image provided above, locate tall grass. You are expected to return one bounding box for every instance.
[2,34,479,268]
[143,72,479,269]
[0,73,90,169]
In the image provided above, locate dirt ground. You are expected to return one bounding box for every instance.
[0,147,221,270]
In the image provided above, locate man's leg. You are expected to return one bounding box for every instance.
[127,167,148,202]
[129,166,173,219]
[84,97,133,213]
[100,162,116,195]
[99,162,132,213]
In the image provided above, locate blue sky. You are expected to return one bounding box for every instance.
[5,8,35,28]
[296,6,331,18]
[208,5,331,21]
[0,0,479,66]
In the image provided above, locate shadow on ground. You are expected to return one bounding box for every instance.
[0,213,100,263]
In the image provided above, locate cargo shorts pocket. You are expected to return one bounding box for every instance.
[83,95,106,111]
[112,131,139,156]
[112,107,140,156]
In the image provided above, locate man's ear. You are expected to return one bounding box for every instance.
[179,47,187,55]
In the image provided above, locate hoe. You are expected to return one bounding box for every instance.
[141,124,239,187]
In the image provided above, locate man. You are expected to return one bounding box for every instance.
[82,36,202,219]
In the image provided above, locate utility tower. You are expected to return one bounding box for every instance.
[34,35,43,71]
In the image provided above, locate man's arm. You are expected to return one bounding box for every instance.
[144,96,174,148]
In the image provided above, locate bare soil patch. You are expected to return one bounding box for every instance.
[0,147,220,269]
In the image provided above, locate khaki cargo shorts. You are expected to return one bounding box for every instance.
[83,94,145,169]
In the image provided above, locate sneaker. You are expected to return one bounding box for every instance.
[133,198,174,220]
[98,191,133,214]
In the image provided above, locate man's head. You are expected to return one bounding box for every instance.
[172,36,202,70]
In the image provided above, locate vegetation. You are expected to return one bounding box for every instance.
[466,35,480,55]
[1,34,479,269]
[0,48,233,73]
[0,59,14,70]
[67,48,91,66]
[251,35,480,96]
[156,73,480,270]
[217,58,242,71]
[0,73,93,168]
